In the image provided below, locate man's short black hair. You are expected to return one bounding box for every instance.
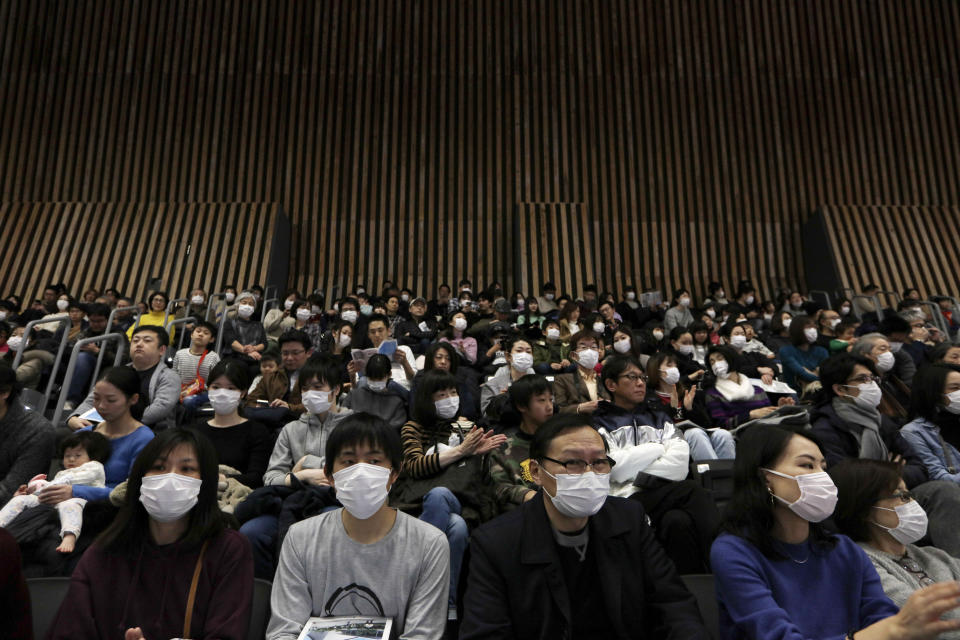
[298,356,343,393]
[193,320,218,339]
[278,329,312,352]
[131,324,169,347]
[879,315,911,336]
[530,413,607,461]
[324,412,404,477]
[600,354,642,393]
[85,303,111,319]
[509,374,553,410]
[366,354,392,381]
[59,430,112,464]
[366,313,389,329]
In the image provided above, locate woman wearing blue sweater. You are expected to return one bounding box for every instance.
[711,423,960,640]
[778,315,828,392]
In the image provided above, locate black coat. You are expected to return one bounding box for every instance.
[459,493,710,640]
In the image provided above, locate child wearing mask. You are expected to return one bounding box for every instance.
[0,431,110,553]
[342,355,410,429]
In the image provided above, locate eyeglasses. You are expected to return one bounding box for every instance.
[541,456,615,474]
[281,349,305,357]
[896,556,937,588]
[844,374,880,385]
[618,373,648,383]
[877,490,913,503]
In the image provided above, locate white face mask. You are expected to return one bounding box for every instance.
[592,322,606,334]
[888,341,903,353]
[401,294,410,302]
[311,305,322,315]
[717,291,725,299]
[840,306,851,315]
[829,317,841,329]
[783,317,793,330]
[56,299,69,311]
[303,390,332,415]
[661,367,681,385]
[763,313,773,322]
[613,338,631,354]
[208,388,242,414]
[6,336,22,351]
[192,295,205,305]
[679,296,691,307]
[139,473,203,523]
[511,352,534,372]
[357,288,366,295]
[745,295,755,305]
[544,293,555,301]
[367,379,388,392]
[945,390,960,415]
[652,330,664,341]
[542,469,609,518]
[626,292,636,301]
[875,350,895,373]
[0,311,6,321]
[546,327,560,340]
[712,360,730,379]
[435,396,460,419]
[224,293,236,303]
[845,381,882,410]
[360,304,373,316]
[576,348,600,370]
[763,469,838,523]
[237,304,255,319]
[338,333,352,348]
[333,463,391,520]
[730,334,747,349]
[706,309,716,319]
[284,299,295,310]
[872,500,928,545]
[296,308,312,322]
[675,343,694,356]
[453,317,468,331]
[804,327,819,343]
[341,310,358,324]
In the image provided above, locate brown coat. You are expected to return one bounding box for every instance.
[245,369,304,414]
[553,369,610,413]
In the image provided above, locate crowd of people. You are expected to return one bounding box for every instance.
[2,276,960,639]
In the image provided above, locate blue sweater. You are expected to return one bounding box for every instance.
[73,425,155,501]
[778,345,828,389]
[711,533,897,640]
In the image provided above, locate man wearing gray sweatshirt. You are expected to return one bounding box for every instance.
[268,413,449,640]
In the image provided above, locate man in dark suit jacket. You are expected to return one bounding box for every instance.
[552,329,611,414]
[459,413,709,640]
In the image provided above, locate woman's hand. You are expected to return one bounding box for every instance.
[683,387,697,411]
[576,400,600,414]
[777,396,796,407]
[38,484,73,505]
[458,427,507,457]
[748,406,777,420]
[688,369,705,381]
[67,416,93,432]
[13,484,28,497]
[124,627,146,640]
[885,582,960,639]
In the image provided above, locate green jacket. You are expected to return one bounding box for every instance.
[532,339,570,366]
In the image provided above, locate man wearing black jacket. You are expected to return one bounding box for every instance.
[459,413,709,640]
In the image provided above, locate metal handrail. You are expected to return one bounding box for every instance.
[918,300,950,336]
[878,290,902,309]
[852,295,885,321]
[260,297,279,322]
[165,316,199,352]
[215,304,238,354]
[52,333,127,427]
[808,290,832,310]
[206,293,226,321]
[264,285,279,302]
[165,297,189,317]
[12,314,70,369]
[105,305,142,335]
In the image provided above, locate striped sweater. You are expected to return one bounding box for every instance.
[400,420,459,479]
[704,384,772,429]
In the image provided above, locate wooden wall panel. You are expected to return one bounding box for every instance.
[514,203,598,296]
[0,202,279,303]
[820,205,960,299]
[2,1,960,301]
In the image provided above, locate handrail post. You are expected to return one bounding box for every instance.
[260,298,279,322]
[12,314,69,370]
[206,293,226,321]
[53,333,127,428]
[215,304,237,355]
[165,297,189,317]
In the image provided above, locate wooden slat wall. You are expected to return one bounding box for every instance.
[0,202,279,303]
[820,205,960,299]
[514,203,598,296]
[2,1,960,301]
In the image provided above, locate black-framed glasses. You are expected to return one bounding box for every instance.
[897,556,937,588]
[877,490,913,503]
[281,349,306,357]
[843,374,880,385]
[541,456,615,474]
[618,373,648,383]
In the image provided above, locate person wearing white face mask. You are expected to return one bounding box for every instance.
[269,413,450,640]
[536,281,559,314]
[221,291,267,378]
[832,458,960,638]
[48,428,254,640]
[903,365,960,487]
[341,355,409,429]
[241,360,353,579]
[480,336,536,414]
[532,319,573,374]
[263,289,304,347]
[713,424,960,640]
[438,311,479,365]
[777,314,829,393]
[705,346,795,430]
[663,288,695,332]
[553,331,610,414]
[460,414,711,639]
[189,360,271,491]
[667,327,708,384]
[850,333,913,420]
